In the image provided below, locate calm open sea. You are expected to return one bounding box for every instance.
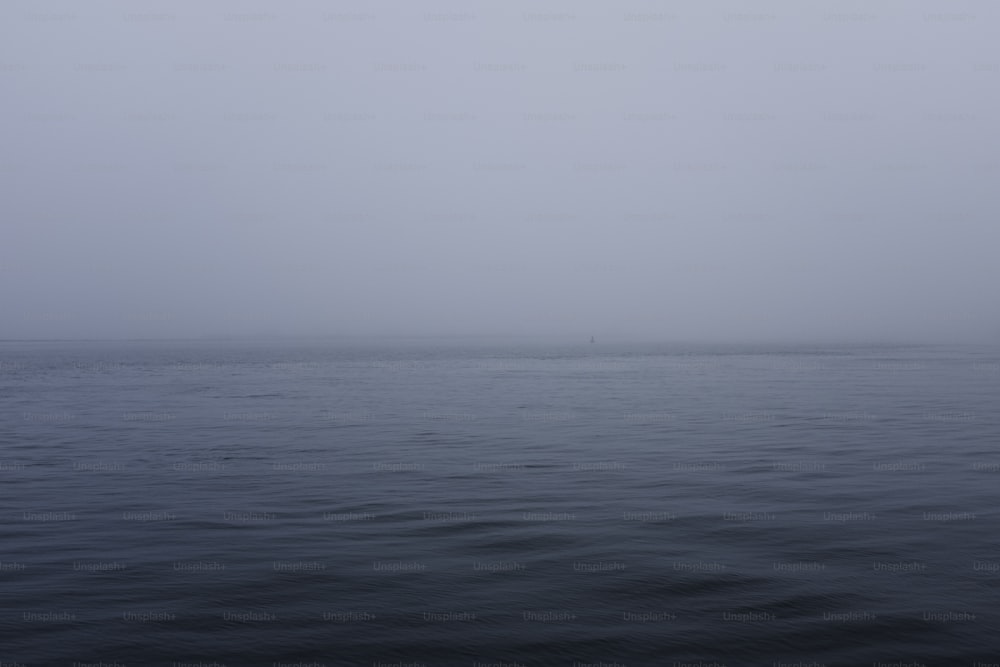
[1,339,999,666]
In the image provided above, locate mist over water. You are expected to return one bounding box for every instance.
[3,0,999,342]
[3,1,1000,664]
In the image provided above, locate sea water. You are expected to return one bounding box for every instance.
[1,339,998,665]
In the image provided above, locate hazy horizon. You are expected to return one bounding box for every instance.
[1,332,995,348]
[4,0,998,343]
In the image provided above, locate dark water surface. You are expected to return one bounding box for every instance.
[2,339,999,666]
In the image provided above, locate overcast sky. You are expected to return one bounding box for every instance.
[2,0,998,342]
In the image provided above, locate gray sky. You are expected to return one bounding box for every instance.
[3,0,998,342]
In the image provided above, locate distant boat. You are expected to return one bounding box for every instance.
[590,336,595,344]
